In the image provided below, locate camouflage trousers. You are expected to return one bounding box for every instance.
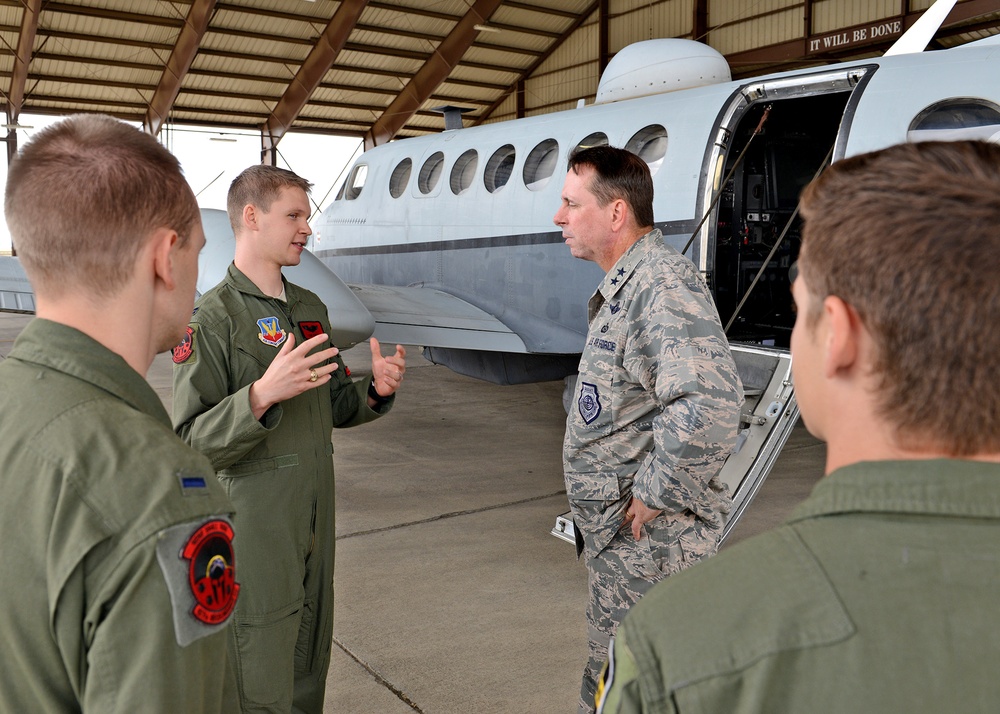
[578,516,720,714]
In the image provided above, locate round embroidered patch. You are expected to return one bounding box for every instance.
[172,326,194,364]
[182,520,239,625]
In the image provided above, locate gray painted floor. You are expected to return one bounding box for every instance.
[0,313,826,713]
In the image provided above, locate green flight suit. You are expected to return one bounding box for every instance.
[0,319,239,713]
[596,459,1000,713]
[172,264,390,713]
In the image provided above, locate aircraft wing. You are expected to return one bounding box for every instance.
[0,256,36,313]
[347,283,527,353]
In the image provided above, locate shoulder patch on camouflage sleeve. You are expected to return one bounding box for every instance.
[156,517,239,646]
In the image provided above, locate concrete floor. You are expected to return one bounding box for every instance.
[0,314,826,713]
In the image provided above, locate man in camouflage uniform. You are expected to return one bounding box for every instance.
[553,146,742,713]
[595,140,1000,714]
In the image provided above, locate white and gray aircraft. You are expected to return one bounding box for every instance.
[3,0,998,540]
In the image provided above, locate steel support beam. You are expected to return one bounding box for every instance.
[143,0,216,136]
[7,0,42,165]
[599,0,610,74]
[472,0,600,126]
[261,0,369,165]
[363,0,504,149]
[694,0,708,42]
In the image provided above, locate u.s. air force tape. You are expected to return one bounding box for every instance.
[156,516,240,647]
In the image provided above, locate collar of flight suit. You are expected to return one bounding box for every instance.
[788,458,1000,524]
[225,262,299,310]
[8,318,172,428]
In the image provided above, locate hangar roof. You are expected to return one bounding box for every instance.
[3,0,999,148]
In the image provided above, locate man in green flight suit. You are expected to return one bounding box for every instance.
[172,164,407,713]
[0,114,239,711]
[596,140,1000,713]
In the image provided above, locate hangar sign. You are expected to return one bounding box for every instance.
[807,17,904,55]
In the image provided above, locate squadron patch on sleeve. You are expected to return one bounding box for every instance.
[156,517,240,646]
[257,316,287,347]
[298,321,324,340]
[171,326,196,364]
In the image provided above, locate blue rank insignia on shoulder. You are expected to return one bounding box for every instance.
[257,316,287,347]
[578,381,602,424]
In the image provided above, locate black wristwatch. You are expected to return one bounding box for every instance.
[368,379,391,406]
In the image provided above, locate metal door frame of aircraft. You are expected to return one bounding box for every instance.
[692,64,880,279]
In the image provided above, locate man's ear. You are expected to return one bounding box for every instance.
[242,203,258,232]
[608,198,628,231]
[822,295,862,379]
[151,227,180,291]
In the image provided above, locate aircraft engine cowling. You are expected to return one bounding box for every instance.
[197,208,375,349]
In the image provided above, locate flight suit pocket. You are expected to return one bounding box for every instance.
[234,601,303,708]
[218,454,299,479]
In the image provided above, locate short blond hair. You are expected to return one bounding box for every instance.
[4,114,199,298]
[227,165,313,235]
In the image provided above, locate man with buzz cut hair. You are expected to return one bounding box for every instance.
[0,113,239,712]
[596,139,1000,713]
[173,164,407,713]
[554,145,743,714]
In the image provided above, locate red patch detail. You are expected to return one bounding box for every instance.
[172,326,194,364]
[299,321,324,340]
[345,366,351,377]
[182,520,240,625]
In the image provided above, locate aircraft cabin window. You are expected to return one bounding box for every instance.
[523,139,560,191]
[484,144,516,193]
[418,152,445,195]
[451,149,478,195]
[389,158,412,198]
[908,99,1000,143]
[573,132,609,154]
[626,124,668,174]
[344,164,368,200]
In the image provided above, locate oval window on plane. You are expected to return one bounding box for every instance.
[389,158,412,198]
[485,144,516,193]
[523,139,560,191]
[418,152,445,195]
[908,98,1000,143]
[451,149,478,195]
[573,132,609,155]
[344,164,368,200]
[625,124,668,174]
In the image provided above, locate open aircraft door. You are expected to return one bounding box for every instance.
[551,344,798,546]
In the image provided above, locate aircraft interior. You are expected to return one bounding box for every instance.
[712,92,852,348]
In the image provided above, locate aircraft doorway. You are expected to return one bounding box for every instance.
[711,91,853,347]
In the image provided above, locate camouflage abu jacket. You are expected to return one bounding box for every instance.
[563,229,743,560]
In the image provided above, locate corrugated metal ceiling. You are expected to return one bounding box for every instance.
[3,0,999,152]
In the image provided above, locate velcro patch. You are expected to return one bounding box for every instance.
[172,326,196,364]
[299,321,324,340]
[156,517,240,646]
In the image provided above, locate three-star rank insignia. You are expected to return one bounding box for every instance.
[182,520,239,626]
[257,316,287,347]
[172,326,195,364]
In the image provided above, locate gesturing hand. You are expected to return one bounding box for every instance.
[249,333,340,419]
[369,337,406,402]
